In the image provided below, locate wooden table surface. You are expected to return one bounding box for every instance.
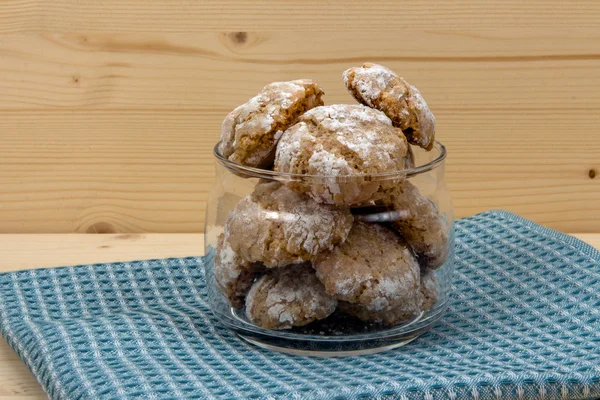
[0,233,597,399]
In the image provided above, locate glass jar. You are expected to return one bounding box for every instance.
[204,141,454,356]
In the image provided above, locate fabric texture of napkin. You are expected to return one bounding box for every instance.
[0,210,598,400]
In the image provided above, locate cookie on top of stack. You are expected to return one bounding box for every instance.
[215,63,449,330]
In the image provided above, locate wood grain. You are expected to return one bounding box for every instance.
[0,1,599,33]
[0,232,597,399]
[0,234,204,271]
[0,363,46,399]
[0,3,599,232]
[1,32,600,109]
[1,109,599,232]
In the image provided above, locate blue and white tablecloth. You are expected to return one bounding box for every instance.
[0,211,598,399]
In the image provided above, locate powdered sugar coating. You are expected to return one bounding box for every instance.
[343,63,436,151]
[219,79,324,168]
[225,181,353,268]
[338,268,440,325]
[213,233,264,308]
[245,263,337,329]
[378,180,450,270]
[343,63,399,107]
[420,268,440,311]
[338,295,422,325]
[274,104,409,205]
[313,222,420,312]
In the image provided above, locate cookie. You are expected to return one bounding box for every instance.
[245,263,337,329]
[420,268,440,312]
[343,63,435,151]
[381,181,450,269]
[219,79,324,168]
[405,145,416,169]
[338,268,439,325]
[274,104,409,205]
[337,297,420,326]
[225,181,353,268]
[213,233,264,308]
[313,221,420,311]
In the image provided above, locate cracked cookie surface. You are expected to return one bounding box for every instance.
[344,63,435,151]
[245,263,337,329]
[339,267,440,325]
[213,233,264,308]
[274,104,409,205]
[420,268,440,311]
[379,181,450,269]
[313,221,420,311]
[219,79,324,168]
[224,181,353,268]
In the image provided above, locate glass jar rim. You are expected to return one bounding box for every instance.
[213,140,447,179]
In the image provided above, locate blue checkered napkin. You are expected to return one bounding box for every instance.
[0,211,598,400]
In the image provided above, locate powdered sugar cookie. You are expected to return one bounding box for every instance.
[219,79,324,168]
[213,233,264,308]
[338,268,440,325]
[337,297,421,326]
[274,104,409,205]
[405,145,416,169]
[225,181,353,268]
[313,222,420,312]
[381,181,450,270]
[343,63,435,150]
[245,263,337,329]
[420,268,440,311]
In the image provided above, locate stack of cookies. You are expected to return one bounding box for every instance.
[214,63,449,330]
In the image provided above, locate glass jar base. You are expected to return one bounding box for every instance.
[221,305,446,357]
[237,330,426,357]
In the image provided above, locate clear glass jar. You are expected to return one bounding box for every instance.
[204,141,454,356]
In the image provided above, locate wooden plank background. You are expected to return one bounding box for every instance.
[0,1,599,233]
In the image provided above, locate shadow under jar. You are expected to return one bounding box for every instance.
[204,141,454,356]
